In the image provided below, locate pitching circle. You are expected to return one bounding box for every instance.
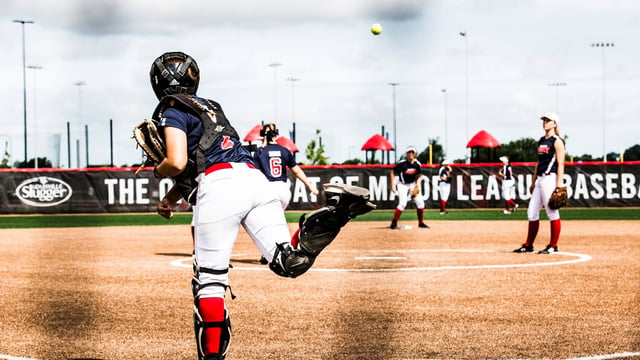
[170,249,592,272]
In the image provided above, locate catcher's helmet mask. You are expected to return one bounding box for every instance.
[150,52,200,100]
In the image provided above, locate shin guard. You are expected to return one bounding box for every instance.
[194,297,231,360]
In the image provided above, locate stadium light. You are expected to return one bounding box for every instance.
[13,19,34,164]
[591,42,614,162]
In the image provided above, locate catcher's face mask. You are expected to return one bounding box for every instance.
[150,52,200,100]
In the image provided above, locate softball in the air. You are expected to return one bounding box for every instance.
[371,23,382,35]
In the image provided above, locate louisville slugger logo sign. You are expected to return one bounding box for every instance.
[16,176,73,207]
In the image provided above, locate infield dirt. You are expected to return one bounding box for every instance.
[0,220,638,360]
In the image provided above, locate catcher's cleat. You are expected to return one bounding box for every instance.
[418,223,430,229]
[538,245,558,254]
[513,244,534,253]
[323,183,376,218]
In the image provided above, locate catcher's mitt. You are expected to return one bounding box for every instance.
[548,186,568,209]
[133,119,166,174]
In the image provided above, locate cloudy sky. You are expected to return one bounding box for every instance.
[1,0,638,167]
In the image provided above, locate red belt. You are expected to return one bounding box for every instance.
[205,162,255,176]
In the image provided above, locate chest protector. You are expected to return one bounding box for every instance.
[152,93,240,174]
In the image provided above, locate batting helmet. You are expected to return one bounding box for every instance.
[150,52,200,100]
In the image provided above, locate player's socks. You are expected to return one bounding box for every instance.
[441,200,449,212]
[199,297,225,355]
[525,220,540,247]
[290,228,301,248]
[550,219,561,247]
[416,208,425,224]
[393,209,402,222]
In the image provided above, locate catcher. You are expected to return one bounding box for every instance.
[134,51,375,360]
[514,112,566,255]
[389,146,429,229]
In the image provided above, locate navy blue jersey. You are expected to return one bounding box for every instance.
[158,96,254,170]
[502,164,513,180]
[438,165,452,184]
[393,160,422,184]
[536,135,562,175]
[253,143,297,182]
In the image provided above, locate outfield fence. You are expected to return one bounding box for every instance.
[0,161,639,214]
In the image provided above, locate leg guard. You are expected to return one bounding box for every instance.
[298,183,375,257]
[194,297,232,360]
[192,263,234,360]
[269,184,375,278]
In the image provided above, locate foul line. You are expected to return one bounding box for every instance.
[405,352,640,360]
[5,351,639,360]
[170,249,592,272]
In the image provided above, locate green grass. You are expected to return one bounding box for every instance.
[0,208,636,229]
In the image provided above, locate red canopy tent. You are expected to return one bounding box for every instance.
[276,136,299,153]
[466,130,501,163]
[361,134,394,164]
[243,124,263,142]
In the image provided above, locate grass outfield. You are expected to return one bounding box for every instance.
[0,208,636,228]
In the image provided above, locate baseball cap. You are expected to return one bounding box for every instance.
[405,146,417,154]
[499,156,508,163]
[441,159,450,165]
[540,112,559,124]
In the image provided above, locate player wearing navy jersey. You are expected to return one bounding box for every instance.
[253,123,319,209]
[147,52,374,360]
[253,123,319,264]
[498,155,518,214]
[437,160,452,215]
[514,112,565,255]
[389,146,429,229]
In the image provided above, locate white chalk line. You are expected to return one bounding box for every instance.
[405,352,640,360]
[170,249,592,272]
[4,351,638,360]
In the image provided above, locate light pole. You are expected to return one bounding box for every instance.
[28,65,42,168]
[548,82,566,115]
[286,77,299,141]
[591,42,614,162]
[441,89,448,156]
[268,62,282,123]
[459,31,470,163]
[74,81,86,167]
[388,82,399,162]
[13,19,34,164]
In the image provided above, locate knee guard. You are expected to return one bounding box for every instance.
[194,297,231,360]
